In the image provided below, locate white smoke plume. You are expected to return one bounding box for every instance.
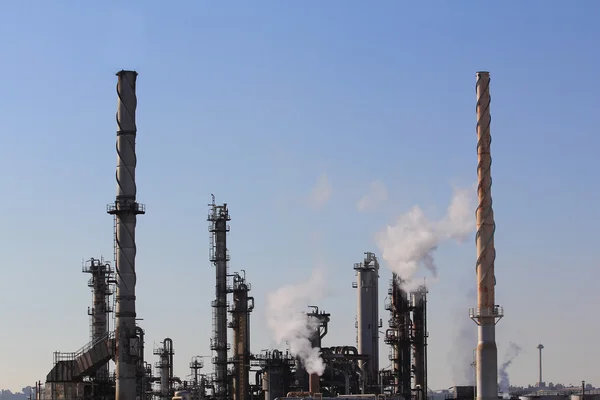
[448,288,477,385]
[266,268,327,375]
[499,342,522,393]
[375,185,476,289]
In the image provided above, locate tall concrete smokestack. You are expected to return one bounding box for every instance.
[108,70,146,400]
[469,71,503,400]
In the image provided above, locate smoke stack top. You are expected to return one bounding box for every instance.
[266,268,327,375]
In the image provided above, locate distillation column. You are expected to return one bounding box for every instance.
[384,274,411,398]
[108,70,146,400]
[411,287,428,400]
[208,196,231,400]
[354,252,380,392]
[230,272,255,400]
[469,71,503,400]
[83,257,114,379]
[154,338,174,400]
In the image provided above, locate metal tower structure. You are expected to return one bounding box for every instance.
[383,275,428,399]
[537,344,544,387]
[384,274,411,399]
[306,306,330,394]
[190,356,206,400]
[107,70,146,400]
[229,271,254,400]
[469,71,503,400]
[154,338,174,400]
[208,194,231,400]
[411,286,428,400]
[353,252,381,393]
[82,257,114,380]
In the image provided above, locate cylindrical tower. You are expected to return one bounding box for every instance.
[154,338,174,400]
[230,272,254,400]
[537,344,544,387]
[160,351,170,400]
[354,252,380,392]
[469,71,503,400]
[208,196,231,400]
[108,70,146,400]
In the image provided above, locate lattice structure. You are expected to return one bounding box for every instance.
[384,275,428,399]
[82,257,114,381]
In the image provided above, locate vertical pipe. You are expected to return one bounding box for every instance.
[372,258,379,390]
[109,70,145,400]
[473,71,501,400]
[136,327,146,400]
[232,289,240,400]
[94,261,109,379]
[309,373,320,394]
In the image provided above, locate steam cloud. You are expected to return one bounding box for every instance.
[376,185,476,289]
[499,342,522,393]
[448,288,477,385]
[266,268,326,375]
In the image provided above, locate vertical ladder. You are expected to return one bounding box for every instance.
[113,215,117,266]
[112,214,117,329]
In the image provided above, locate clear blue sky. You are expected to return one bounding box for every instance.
[1,0,599,392]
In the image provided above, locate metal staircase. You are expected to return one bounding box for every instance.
[46,331,116,382]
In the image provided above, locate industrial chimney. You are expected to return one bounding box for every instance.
[108,70,146,400]
[469,71,503,400]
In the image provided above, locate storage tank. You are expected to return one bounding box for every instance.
[173,390,192,400]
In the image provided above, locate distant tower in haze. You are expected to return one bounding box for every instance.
[537,344,545,388]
